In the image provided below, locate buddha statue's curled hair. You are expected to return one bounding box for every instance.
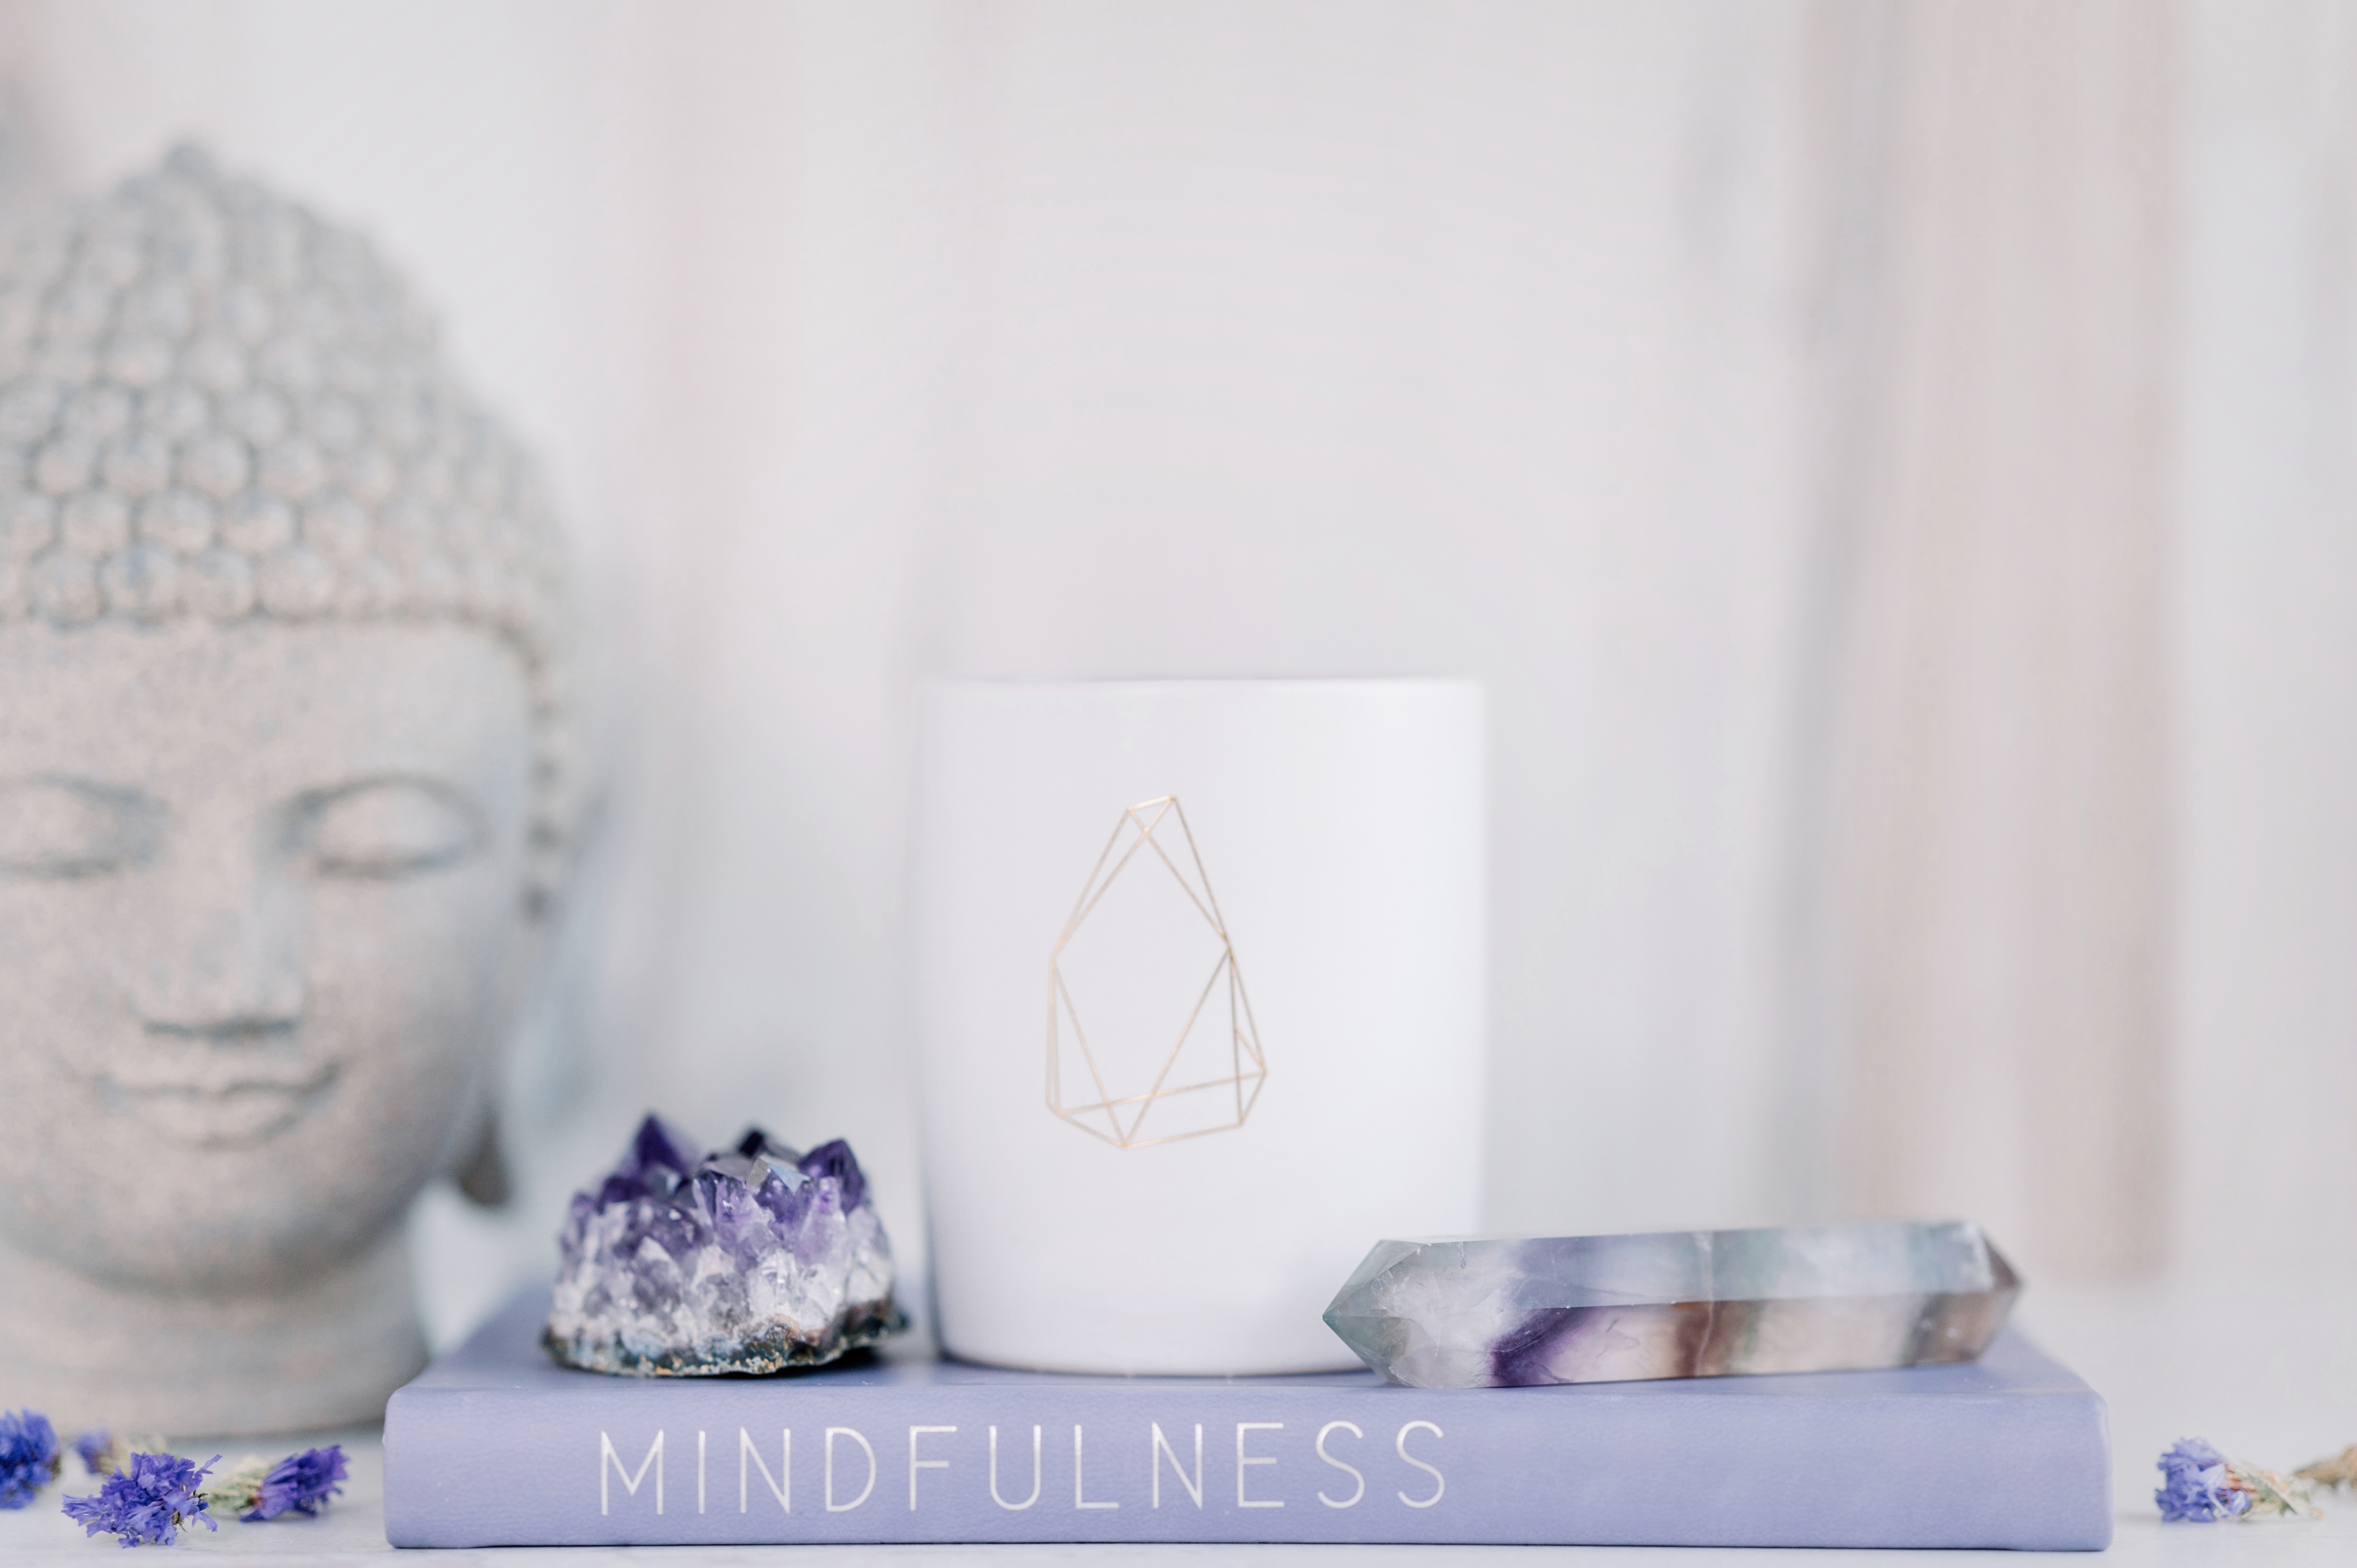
[0,145,573,904]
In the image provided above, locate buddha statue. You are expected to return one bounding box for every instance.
[0,147,571,1434]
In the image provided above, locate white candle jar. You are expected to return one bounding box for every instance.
[913,679,1486,1374]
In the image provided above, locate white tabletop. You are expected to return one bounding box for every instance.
[6,1276,2352,1564]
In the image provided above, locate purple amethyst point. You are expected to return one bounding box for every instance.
[798,1139,867,1210]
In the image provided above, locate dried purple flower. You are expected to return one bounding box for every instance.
[243,1445,347,1520]
[2156,1437,2322,1522]
[0,1409,61,1510]
[2157,1437,2246,1522]
[61,1451,219,1547]
[74,1429,117,1477]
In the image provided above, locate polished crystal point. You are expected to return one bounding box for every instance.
[543,1114,905,1376]
[1324,1219,2020,1388]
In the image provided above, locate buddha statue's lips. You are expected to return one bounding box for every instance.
[90,1055,340,1146]
[99,1053,335,1096]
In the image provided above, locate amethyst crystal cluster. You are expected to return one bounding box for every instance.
[544,1116,903,1375]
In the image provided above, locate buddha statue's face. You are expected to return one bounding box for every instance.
[0,618,533,1293]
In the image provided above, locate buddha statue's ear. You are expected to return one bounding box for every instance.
[523,773,600,923]
[454,1105,511,1208]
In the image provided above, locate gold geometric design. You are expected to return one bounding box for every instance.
[1047,796,1266,1149]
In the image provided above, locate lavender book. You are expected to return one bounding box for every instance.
[382,1286,2110,1548]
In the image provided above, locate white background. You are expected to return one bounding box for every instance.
[0,0,2349,1348]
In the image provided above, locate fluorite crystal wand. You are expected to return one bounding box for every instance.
[1324,1219,2019,1388]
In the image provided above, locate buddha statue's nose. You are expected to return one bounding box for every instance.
[131,851,306,1038]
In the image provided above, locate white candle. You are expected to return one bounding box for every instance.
[914,679,1486,1373]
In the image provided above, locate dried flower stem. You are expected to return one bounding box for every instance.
[2296,1445,2357,1490]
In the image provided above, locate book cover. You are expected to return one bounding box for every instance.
[383,1287,2110,1549]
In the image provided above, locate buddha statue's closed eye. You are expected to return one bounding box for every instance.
[0,147,571,1434]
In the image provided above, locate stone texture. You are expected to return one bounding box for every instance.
[544,1116,904,1376]
[1326,1219,2019,1388]
[0,146,568,1434]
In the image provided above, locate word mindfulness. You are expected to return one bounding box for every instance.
[596,1418,1448,1517]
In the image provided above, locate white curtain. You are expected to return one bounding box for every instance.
[3,0,2350,1343]
[1794,0,2175,1276]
